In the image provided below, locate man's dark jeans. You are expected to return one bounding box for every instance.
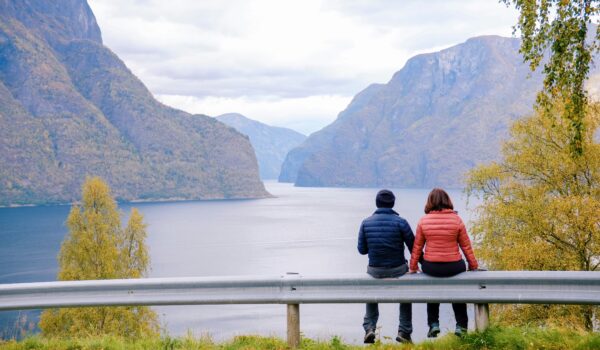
[363,264,412,334]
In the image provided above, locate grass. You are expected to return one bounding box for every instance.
[1,327,600,350]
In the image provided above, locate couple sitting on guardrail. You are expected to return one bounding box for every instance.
[357,188,479,344]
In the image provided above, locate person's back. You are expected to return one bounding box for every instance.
[414,209,477,266]
[357,189,415,344]
[358,208,414,268]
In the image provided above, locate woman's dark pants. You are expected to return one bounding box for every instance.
[422,260,468,329]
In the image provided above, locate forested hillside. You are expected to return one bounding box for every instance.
[0,0,268,205]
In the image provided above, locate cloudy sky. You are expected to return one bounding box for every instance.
[88,0,519,134]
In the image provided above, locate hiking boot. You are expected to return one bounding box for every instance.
[396,331,412,344]
[364,329,376,344]
[455,326,468,337]
[427,323,440,338]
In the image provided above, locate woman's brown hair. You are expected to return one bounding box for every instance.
[424,188,454,214]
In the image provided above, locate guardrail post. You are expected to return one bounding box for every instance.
[287,303,300,348]
[285,272,301,348]
[474,303,489,331]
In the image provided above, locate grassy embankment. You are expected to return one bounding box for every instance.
[1,327,600,350]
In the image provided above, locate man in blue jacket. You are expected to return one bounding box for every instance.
[358,189,415,344]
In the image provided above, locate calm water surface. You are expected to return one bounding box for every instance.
[0,182,478,343]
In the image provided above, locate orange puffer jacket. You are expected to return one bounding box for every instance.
[409,209,478,271]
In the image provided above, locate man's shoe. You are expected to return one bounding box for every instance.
[427,323,440,338]
[455,326,468,337]
[395,331,412,344]
[364,329,376,344]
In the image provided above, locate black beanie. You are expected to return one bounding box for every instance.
[375,189,395,208]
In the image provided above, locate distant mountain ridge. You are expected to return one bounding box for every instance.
[216,113,306,179]
[280,35,600,188]
[0,0,268,205]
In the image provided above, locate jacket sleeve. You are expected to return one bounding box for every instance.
[400,219,415,257]
[409,221,425,271]
[357,221,368,255]
[457,219,478,270]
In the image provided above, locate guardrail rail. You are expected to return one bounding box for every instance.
[1,271,599,347]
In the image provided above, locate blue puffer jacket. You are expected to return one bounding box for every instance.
[357,208,415,268]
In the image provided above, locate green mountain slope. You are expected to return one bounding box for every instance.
[0,0,267,205]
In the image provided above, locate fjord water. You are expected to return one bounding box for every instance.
[0,182,476,343]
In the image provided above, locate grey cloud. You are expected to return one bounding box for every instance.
[326,0,517,50]
[91,0,252,37]
[327,0,510,27]
[90,0,518,124]
[109,43,175,61]
[111,39,219,58]
[144,70,360,99]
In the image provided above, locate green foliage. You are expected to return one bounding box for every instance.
[458,326,600,350]
[122,208,150,279]
[38,177,158,338]
[502,0,600,155]
[466,102,600,329]
[478,0,600,328]
[2,327,600,349]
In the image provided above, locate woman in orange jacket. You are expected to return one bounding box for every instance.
[409,188,478,338]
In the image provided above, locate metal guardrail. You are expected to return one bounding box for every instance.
[1,271,599,346]
[2,271,599,309]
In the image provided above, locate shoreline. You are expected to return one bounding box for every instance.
[0,192,274,209]
[0,183,471,209]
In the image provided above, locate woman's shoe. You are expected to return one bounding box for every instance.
[427,323,440,338]
[454,326,468,337]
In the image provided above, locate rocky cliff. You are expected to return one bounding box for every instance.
[280,36,587,188]
[0,0,268,205]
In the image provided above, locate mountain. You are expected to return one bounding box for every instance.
[280,35,599,188]
[216,113,306,179]
[0,0,268,205]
